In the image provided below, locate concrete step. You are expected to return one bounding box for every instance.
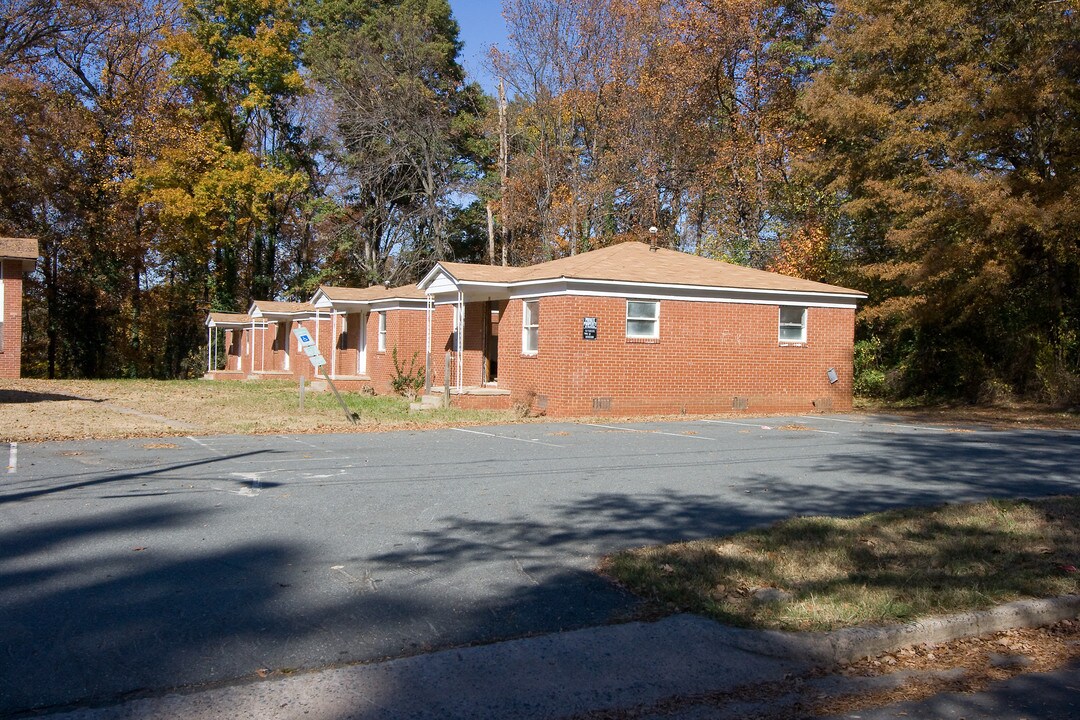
[408,394,445,413]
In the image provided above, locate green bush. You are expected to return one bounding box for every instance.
[853,336,887,398]
[389,347,425,399]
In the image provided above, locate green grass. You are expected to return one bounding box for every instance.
[600,497,1080,632]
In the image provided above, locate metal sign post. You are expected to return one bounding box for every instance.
[293,327,357,424]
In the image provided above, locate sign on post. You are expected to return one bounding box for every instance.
[292,326,355,424]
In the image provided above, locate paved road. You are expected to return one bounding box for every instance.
[2,414,1078,715]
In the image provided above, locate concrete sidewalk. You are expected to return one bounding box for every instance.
[48,615,809,720]
[44,595,1080,720]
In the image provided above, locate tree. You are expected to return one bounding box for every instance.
[803,0,1080,399]
[0,0,178,377]
[494,0,829,265]
[141,0,311,318]
[303,0,486,286]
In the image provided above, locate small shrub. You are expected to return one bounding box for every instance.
[1036,322,1080,407]
[389,347,425,400]
[853,337,887,398]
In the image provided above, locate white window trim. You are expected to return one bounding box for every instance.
[377,312,386,352]
[522,300,539,355]
[779,306,807,344]
[626,300,660,340]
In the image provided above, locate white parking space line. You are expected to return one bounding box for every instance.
[186,436,225,456]
[882,422,955,432]
[700,419,775,430]
[701,419,839,435]
[279,435,323,450]
[798,415,863,424]
[6,442,16,474]
[451,427,564,448]
[583,423,713,440]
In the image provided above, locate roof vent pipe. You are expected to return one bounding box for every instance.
[649,226,658,251]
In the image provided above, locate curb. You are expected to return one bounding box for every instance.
[722,594,1080,666]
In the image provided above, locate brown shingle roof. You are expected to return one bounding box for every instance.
[433,242,864,296]
[436,262,530,284]
[319,284,426,302]
[0,237,38,261]
[250,300,316,316]
[528,242,862,294]
[206,312,261,327]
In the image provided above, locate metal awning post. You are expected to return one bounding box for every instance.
[456,291,464,391]
[331,311,338,378]
[425,295,432,393]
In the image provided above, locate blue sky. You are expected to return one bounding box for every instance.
[448,0,508,93]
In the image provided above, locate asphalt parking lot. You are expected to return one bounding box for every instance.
[2,414,1079,715]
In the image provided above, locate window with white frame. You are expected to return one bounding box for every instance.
[779,306,807,343]
[522,300,539,354]
[626,300,659,339]
[377,312,386,352]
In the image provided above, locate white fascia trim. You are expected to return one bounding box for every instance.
[206,319,268,329]
[418,264,458,291]
[510,276,865,301]
[370,300,427,312]
[317,299,370,312]
[311,293,334,309]
[258,312,317,321]
[508,280,862,309]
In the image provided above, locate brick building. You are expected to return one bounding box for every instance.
[0,237,38,379]
[205,286,442,394]
[203,243,864,416]
[418,242,865,416]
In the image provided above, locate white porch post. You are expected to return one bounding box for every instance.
[250,320,256,372]
[425,295,432,392]
[331,310,338,378]
[207,325,212,374]
[456,291,464,391]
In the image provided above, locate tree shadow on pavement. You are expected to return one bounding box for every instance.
[2,426,1077,718]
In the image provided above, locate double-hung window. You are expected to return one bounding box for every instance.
[779,306,807,343]
[626,300,659,339]
[377,312,386,352]
[522,300,539,354]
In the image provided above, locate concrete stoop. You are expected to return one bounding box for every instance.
[409,394,445,412]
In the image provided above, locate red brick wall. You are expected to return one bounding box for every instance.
[498,295,855,416]
[1,259,25,379]
[366,308,431,394]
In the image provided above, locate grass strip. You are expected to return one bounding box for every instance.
[600,497,1080,632]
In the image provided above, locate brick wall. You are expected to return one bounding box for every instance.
[498,295,855,416]
[0,259,25,378]
[362,303,503,395]
[366,308,431,394]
